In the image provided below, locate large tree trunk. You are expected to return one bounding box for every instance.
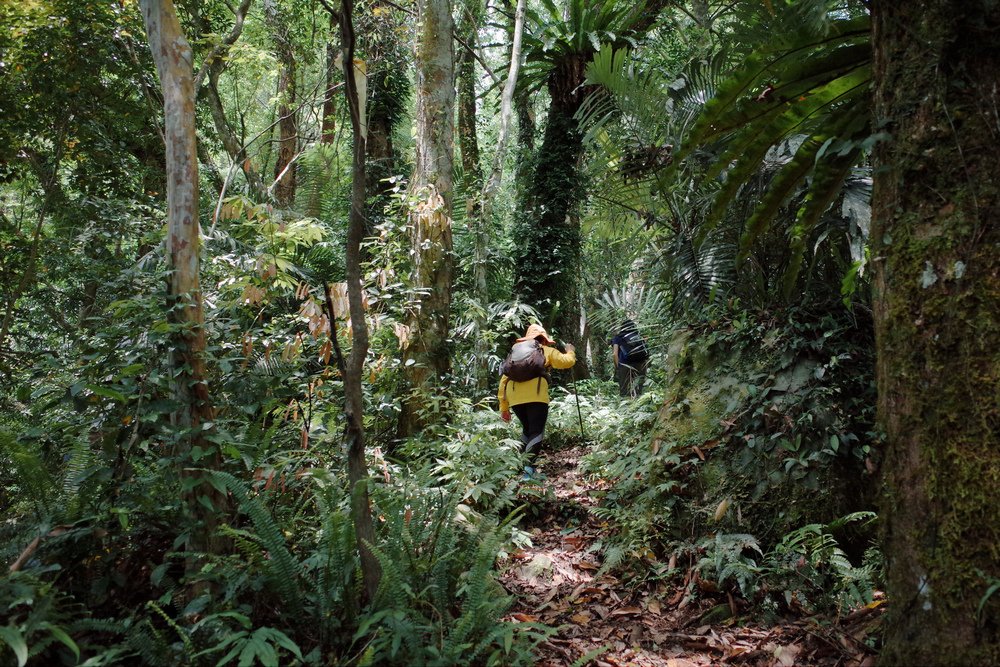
[457,8,483,203]
[513,54,588,351]
[399,0,454,437]
[361,0,407,247]
[871,2,1000,664]
[139,0,221,555]
[264,0,297,206]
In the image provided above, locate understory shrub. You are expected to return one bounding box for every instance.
[575,304,882,610]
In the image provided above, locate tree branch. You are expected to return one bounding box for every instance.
[193,0,254,91]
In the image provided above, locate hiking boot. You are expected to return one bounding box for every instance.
[522,465,537,481]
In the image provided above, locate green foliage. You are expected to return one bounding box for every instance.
[519,0,654,96]
[697,512,880,614]
[193,623,303,667]
[0,571,89,666]
[357,476,545,666]
[578,4,875,319]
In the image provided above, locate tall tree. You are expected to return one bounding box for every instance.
[466,0,526,390]
[513,0,666,359]
[138,0,221,553]
[319,0,381,602]
[457,1,483,209]
[361,0,410,241]
[399,0,455,436]
[872,2,1000,664]
[264,0,298,206]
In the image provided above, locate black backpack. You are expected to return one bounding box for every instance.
[619,329,649,365]
[501,340,547,382]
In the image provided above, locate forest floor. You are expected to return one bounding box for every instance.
[499,442,884,667]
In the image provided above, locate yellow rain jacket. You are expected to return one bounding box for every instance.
[497,345,576,412]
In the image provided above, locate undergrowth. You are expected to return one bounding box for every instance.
[573,305,883,616]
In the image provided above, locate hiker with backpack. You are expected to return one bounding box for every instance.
[497,324,576,478]
[611,319,649,398]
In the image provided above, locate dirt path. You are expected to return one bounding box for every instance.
[499,443,882,667]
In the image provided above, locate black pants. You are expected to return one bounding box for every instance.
[615,361,648,398]
[512,402,549,464]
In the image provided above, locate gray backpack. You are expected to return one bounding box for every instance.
[501,340,547,383]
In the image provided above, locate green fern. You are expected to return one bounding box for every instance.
[209,471,304,614]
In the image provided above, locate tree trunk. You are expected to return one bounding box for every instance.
[399,0,455,437]
[202,61,268,200]
[464,0,525,390]
[139,0,221,554]
[264,0,297,206]
[871,2,1000,664]
[321,26,337,145]
[362,1,407,246]
[513,54,588,348]
[457,8,483,202]
[328,0,381,603]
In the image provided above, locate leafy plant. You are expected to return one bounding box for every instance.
[698,512,879,614]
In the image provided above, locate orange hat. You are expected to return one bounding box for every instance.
[518,324,555,345]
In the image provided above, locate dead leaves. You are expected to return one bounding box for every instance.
[499,444,883,667]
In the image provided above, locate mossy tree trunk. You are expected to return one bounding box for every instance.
[360,0,409,251]
[513,54,588,354]
[871,2,1000,663]
[399,0,454,436]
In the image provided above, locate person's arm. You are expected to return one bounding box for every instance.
[612,343,620,367]
[497,375,511,420]
[546,344,576,369]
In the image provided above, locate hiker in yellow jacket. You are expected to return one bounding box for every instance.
[498,324,576,476]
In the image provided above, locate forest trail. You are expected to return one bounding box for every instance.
[499,443,882,667]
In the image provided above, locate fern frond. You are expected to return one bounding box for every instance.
[209,471,304,613]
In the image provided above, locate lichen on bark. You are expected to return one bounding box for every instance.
[872,2,1000,663]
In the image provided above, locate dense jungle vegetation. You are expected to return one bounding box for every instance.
[1,0,997,665]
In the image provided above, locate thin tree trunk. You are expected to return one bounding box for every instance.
[264,0,297,206]
[466,0,525,389]
[202,61,268,200]
[139,0,221,556]
[321,16,338,145]
[321,0,381,603]
[457,14,483,201]
[872,2,1000,664]
[399,0,455,436]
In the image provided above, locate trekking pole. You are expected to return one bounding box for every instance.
[572,362,587,442]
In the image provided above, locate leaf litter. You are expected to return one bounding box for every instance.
[499,444,883,666]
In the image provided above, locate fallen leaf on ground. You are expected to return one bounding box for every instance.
[773,643,801,666]
[570,611,592,624]
[610,606,643,617]
[666,660,699,667]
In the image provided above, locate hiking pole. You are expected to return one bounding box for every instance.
[570,355,586,442]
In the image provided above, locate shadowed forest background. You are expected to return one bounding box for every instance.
[1,0,998,665]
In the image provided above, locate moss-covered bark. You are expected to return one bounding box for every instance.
[872,2,1000,663]
[513,55,588,349]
